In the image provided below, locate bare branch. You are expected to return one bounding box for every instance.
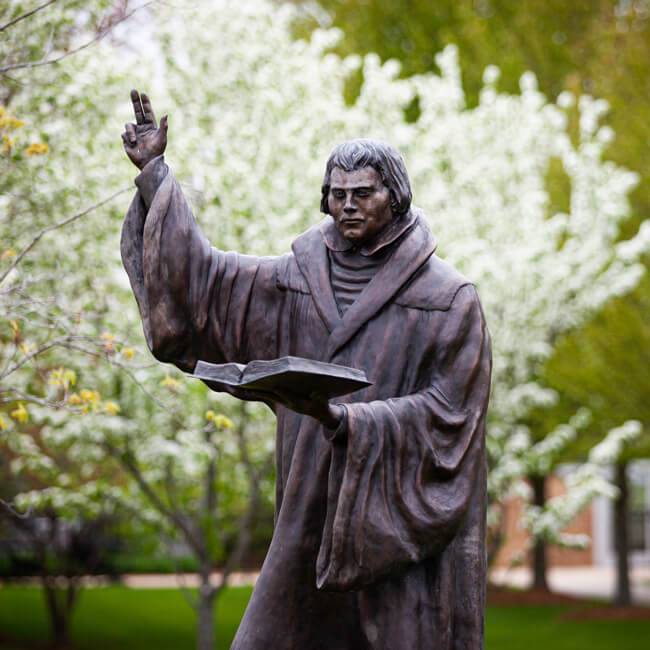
[0,1,158,74]
[0,335,72,380]
[0,0,58,34]
[165,548,200,610]
[162,458,183,517]
[101,485,199,609]
[57,341,185,427]
[203,453,217,536]
[0,388,75,411]
[0,341,19,378]
[0,187,131,285]
[0,497,35,519]
[0,330,184,426]
[104,441,205,558]
[220,403,271,583]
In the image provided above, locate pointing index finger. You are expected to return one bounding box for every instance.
[140,92,157,128]
[130,89,145,125]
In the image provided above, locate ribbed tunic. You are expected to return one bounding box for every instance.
[328,247,392,315]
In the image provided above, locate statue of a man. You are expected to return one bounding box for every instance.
[121,90,491,649]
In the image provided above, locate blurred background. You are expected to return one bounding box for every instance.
[1,1,649,648]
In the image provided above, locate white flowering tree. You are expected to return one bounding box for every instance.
[2,0,650,645]
[0,1,147,643]
[1,3,275,647]
[146,0,650,576]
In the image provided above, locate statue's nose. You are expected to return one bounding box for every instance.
[344,194,356,212]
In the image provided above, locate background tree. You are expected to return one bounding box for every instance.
[0,3,276,648]
[0,2,148,643]
[0,501,124,646]
[295,0,649,230]
[299,0,650,594]
[1,2,271,647]
[541,287,650,604]
[2,4,649,649]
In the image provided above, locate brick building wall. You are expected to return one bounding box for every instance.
[494,474,593,568]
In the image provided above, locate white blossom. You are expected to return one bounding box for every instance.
[2,0,648,559]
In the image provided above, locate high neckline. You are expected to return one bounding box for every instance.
[320,208,418,256]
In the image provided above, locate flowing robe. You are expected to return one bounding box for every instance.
[121,157,492,649]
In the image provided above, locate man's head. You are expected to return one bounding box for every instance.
[321,139,412,245]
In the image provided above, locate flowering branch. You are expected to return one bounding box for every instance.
[0,1,158,74]
[0,335,73,380]
[57,341,185,427]
[104,440,206,557]
[0,0,59,34]
[0,187,131,285]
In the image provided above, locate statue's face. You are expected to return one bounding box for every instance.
[328,166,393,245]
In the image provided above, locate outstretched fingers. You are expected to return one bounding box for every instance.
[140,92,157,128]
[130,89,145,125]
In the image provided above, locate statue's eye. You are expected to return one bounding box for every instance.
[332,190,345,199]
[355,189,370,198]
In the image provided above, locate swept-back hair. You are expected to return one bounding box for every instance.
[320,139,412,217]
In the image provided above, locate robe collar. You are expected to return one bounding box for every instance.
[292,207,437,359]
[320,208,417,256]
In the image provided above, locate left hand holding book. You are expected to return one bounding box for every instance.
[191,356,371,429]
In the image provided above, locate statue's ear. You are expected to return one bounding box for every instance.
[389,189,399,215]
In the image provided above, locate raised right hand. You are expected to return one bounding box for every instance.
[121,89,168,170]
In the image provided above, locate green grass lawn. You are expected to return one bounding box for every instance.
[487,604,650,649]
[0,585,249,650]
[0,584,649,649]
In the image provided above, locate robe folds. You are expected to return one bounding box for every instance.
[121,157,492,650]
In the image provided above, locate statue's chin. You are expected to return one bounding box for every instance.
[338,226,366,245]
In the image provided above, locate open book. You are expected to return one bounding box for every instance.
[192,356,371,400]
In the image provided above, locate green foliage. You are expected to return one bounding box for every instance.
[109,553,200,575]
[543,276,650,461]
[299,0,650,229]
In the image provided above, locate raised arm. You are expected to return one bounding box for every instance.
[120,91,284,376]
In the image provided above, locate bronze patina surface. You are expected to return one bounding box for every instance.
[121,90,492,649]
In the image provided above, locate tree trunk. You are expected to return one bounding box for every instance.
[614,461,631,607]
[486,504,506,569]
[196,566,216,650]
[530,474,549,591]
[41,578,77,648]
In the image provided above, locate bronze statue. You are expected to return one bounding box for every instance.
[121,90,492,649]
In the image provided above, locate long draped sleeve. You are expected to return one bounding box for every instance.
[121,157,283,374]
[316,285,491,590]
